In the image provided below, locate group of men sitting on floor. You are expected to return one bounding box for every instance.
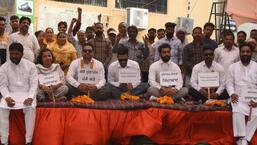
[0,40,257,145]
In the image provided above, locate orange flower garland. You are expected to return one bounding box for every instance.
[71,95,95,104]
[120,92,140,101]
[157,96,174,104]
[204,100,226,107]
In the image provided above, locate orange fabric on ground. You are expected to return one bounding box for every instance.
[5,108,257,145]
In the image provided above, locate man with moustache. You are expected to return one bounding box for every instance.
[0,42,38,145]
[8,16,40,62]
[88,22,112,69]
[214,30,239,74]
[189,45,228,103]
[66,43,108,100]
[182,27,204,87]
[141,28,157,82]
[154,22,182,66]
[157,28,165,40]
[227,42,257,145]
[146,43,187,100]
[106,45,147,99]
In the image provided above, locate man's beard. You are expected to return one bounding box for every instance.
[161,55,170,62]
[11,59,21,65]
[240,55,251,64]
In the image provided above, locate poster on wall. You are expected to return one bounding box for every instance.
[15,0,34,33]
[16,0,34,16]
[38,5,99,33]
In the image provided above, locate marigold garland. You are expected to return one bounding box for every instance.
[204,100,226,107]
[120,92,140,101]
[157,96,174,104]
[71,95,95,104]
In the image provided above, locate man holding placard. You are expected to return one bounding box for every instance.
[0,42,38,145]
[147,43,187,100]
[66,43,108,100]
[189,45,229,103]
[107,45,147,99]
[227,43,257,145]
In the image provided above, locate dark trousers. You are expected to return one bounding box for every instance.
[67,84,112,101]
[188,87,230,103]
[0,49,6,65]
[141,71,149,83]
[105,83,149,99]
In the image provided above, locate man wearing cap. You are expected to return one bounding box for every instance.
[107,28,117,46]
[153,22,182,67]
[66,43,108,100]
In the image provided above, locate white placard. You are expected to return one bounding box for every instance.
[241,86,257,102]
[0,92,36,109]
[198,72,219,87]
[119,68,140,84]
[38,72,61,86]
[160,71,180,87]
[78,69,99,84]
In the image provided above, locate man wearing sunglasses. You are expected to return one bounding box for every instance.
[189,45,229,103]
[66,43,108,100]
[106,44,148,99]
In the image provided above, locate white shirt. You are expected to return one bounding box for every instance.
[108,59,141,88]
[214,45,239,73]
[227,61,257,116]
[8,32,40,62]
[148,59,183,90]
[66,57,105,89]
[191,61,226,95]
[0,59,38,108]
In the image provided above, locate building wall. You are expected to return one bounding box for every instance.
[34,0,214,41]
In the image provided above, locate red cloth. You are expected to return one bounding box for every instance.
[5,108,257,145]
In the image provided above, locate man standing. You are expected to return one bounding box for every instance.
[214,30,239,73]
[227,43,257,145]
[154,22,182,66]
[88,22,112,68]
[120,25,149,72]
[9,15,19,34]
[147,43,187,100]
[8,16,40,62]
[156,28,165,40]
[66,43,108,100]
[189,45,228,103]
[68,18,86,58]
[0,17,8,65]
[250,29,257,42]
[141,28,156,82]
[107,45,147,99]
[202,22,218,50]
[182,27,204,87]
[0,42,38,145]
[237,31,247,46]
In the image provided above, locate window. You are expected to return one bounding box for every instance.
[116,0,167,14]
[50,0,107,7]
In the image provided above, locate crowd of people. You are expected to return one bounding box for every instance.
[0,7,257,145]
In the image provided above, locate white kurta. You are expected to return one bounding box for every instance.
[227,61,257,116]
[0,59,38,109]
[108,59,141,88]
